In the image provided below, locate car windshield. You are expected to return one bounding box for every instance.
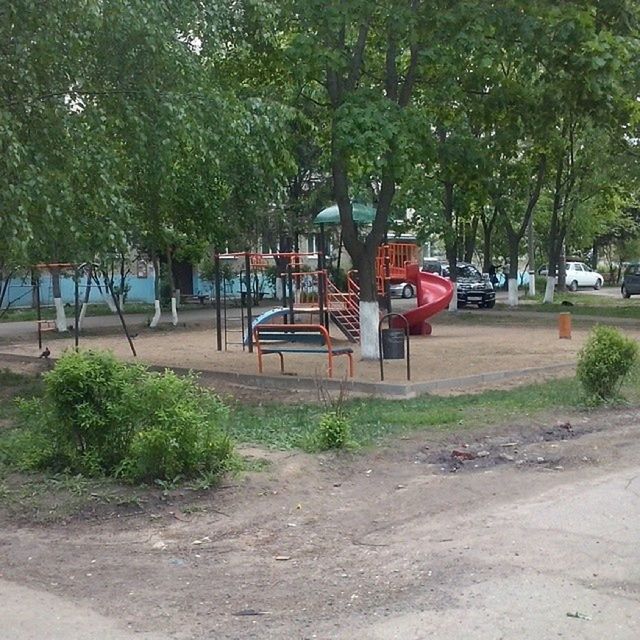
[458,264,480,279]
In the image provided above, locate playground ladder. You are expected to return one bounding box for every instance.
[324,244,420,344]
[325,274,360,342]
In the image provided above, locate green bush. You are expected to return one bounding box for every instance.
[576,325,638,403]
[10,350,233,483]
[44,350,142,470]
[118,370,231,483]
[314,410,351,450]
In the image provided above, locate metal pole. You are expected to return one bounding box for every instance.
[244,253,253,353]
[35,273,42,350]
[223,281,228,351]
[384,245,392,314]
[318,270,326,329]
[74,265,80,350]
[214,252,222,351]
[287,262,295,324]
[108,278,137,357]
[317,226,327,328]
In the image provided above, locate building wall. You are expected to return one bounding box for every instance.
[2,269,156,309]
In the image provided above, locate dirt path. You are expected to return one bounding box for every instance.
[1,407,639,639]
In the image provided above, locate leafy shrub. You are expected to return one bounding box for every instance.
[576,325,638,403]
[11,350,233,483]
[314,411,351,450]
[44,350,141,470]
[118,370,231,483]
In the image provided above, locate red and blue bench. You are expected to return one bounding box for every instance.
[253,323,354,378]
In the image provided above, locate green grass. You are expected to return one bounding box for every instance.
[228,376,589,450]
[492,289,640,320]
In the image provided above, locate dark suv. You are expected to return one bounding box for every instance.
[456,263,496,308]
[622,262,640,298]
[423,260,495,308]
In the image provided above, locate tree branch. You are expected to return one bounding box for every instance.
[346,20,371,92]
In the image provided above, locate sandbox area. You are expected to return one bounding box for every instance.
[3,312,638,397]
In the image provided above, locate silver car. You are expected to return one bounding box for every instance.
[389,282,415,298]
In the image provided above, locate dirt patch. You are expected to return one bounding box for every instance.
[2,406,639,639]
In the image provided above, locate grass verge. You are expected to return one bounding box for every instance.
[229,377,578,450]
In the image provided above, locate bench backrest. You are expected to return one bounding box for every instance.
[254,323,331,348]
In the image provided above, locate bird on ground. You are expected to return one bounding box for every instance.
[39,347,51,359]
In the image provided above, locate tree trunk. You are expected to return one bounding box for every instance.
[480,207,498,273]
[527,217,536,297]
[150,252,162,328]
[166,247,178,326]
[544,243,562,303]
[463,216,478,263]
[332,118,387,359]
[507,238,520,307]
[78,266,93,330]
[118,255,127,310]
[441,181,458,312]
[50,267,67,332]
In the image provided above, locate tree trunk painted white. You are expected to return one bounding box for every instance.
[78,302,88,330]
[543,276,556,303]
[118,293,124,310]
[508,278,519,307]
[170,297,178,326]
[150,299,161,327]
[102,289,117,313]
[54,298,67,332]
[448,282,458,312]
[359,300,380,360]
[528,271,536,297]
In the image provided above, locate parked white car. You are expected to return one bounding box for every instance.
[565,262,604,291]
[538,262,604,290]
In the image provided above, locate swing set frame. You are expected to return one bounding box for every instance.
[33,262,137,357]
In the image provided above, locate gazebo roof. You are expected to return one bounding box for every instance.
[314,202,377,225]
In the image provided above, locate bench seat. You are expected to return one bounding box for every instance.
[253,323,354,378]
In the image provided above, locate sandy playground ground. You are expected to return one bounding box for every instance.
[3,312,639,393]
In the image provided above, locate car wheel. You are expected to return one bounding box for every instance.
[484,299,496,309]
[594,279,602,290]
[402,284,414,299]
[568,280,578,292]
[622,285,631,299]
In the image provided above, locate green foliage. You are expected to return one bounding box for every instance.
[313,411,352,451]
[228,375,590,451]
[6,351,232,483]
[576,325,638,403]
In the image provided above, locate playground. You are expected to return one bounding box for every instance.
[3,306,635,399]
[3,244,640,397]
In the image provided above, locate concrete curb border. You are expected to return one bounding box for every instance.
[1,351,575,399]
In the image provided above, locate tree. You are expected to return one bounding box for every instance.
[282,0,429,357]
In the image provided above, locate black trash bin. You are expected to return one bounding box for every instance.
[381,328,405,359]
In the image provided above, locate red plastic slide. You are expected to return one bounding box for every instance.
[395,264,454,335]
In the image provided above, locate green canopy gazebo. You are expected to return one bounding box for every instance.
[313,202,377,226]
[313,202,377,273]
